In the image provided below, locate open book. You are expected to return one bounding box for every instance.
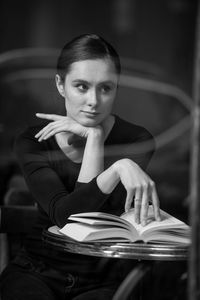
[59,206,190,245]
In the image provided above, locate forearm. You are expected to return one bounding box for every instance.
[78,128,104,183]
[96,162,120,194]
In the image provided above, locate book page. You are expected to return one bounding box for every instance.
[66,206,190,244]
[69,212,133,230]
[59,222,137,242]
[70,212,126,223]
[69,216,131,230]
[120,205,189,236]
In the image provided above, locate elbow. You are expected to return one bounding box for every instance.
[51,208,68,228]
[49,197,69,228]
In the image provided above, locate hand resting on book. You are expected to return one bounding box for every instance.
[59,206,190,245]
[97,158,161,226]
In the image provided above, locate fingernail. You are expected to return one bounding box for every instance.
[125,205,130,213]
[135,218,139,224]
[142,221,146,226]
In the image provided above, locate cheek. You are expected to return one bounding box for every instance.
[65,100,79,113]
[102,96,115,111]
[64,91,82,111]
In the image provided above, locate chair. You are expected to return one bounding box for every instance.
[0,205,38,273]
[0,48,59,275]
[0,173,38,274]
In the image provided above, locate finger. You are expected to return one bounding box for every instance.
[38,123,63,141]
[35,122,56,139]
[151,184,161,221]
[35,122,59,141]
[134,188,142,224]
[35,127,49,139]
[36,113,64,121]
[125,189,134,213]
[140,185,149,226]
[35,124,54,140]
[40,120,64,137]
[39,129,56,141]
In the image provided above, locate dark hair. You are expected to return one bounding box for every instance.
[57,34,121,81]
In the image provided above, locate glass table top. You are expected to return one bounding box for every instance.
[43,226,189,261]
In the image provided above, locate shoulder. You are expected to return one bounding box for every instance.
[14,122,49,155]
[108,115,155,169]
[111,115,155,145]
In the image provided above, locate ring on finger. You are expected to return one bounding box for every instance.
[134,198,142,204]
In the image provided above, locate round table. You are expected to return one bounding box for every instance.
[43,225,189,261]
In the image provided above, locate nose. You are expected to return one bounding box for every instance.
[87,88,99,108]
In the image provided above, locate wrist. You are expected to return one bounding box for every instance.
[97,163,120,194]
[112,159,127,175]
[114,158,138,173]
[111,163,120,183]
[87,127,104,139]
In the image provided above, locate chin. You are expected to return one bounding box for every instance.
[80,119,100,127]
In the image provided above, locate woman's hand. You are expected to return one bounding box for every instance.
[97,158,161,226]
[114,159,160,225]
[35,113,102,141]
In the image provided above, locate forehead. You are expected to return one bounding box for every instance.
[66,59,118,82]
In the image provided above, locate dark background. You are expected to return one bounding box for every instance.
[0,0,197,221]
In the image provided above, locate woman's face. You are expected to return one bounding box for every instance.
[56,58,119,127]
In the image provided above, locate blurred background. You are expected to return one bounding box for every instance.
[0,0,197,222]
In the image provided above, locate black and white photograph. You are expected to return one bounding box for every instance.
[0,1,198,299]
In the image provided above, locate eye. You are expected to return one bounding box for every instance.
[100,85,113,93]
[76,83,88,92]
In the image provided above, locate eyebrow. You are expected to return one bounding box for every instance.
[72,79,116,86]
[72,79,89,84]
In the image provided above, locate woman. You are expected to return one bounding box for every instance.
[0,34,160,300]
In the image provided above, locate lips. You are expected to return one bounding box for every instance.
[82,111,99,116]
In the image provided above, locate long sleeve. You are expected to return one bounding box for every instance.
[14,117,155,229]
[15,127,109,228]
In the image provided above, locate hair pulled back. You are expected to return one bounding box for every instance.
[57,34,121,81]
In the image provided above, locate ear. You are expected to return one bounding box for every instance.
[55,74,65,98]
